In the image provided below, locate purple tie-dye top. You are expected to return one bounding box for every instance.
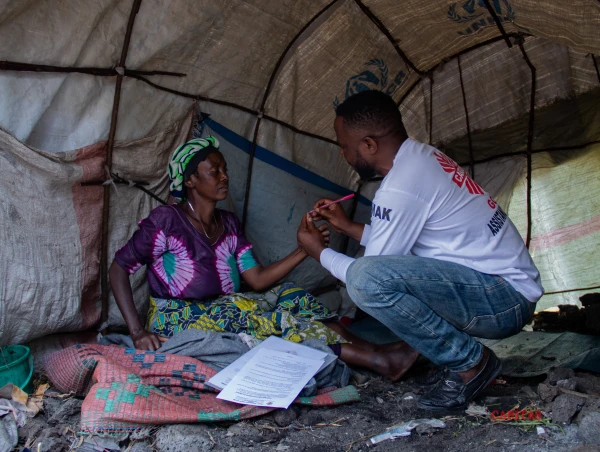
[114,205,259,300]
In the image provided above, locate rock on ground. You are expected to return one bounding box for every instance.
[551,393,586,424]
[538,383,560,404]
[547,368,576,384]
[154,424,214,452]
[578,412,600,446]
[273,407,299,427]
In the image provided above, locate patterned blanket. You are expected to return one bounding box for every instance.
[43,344,359,432]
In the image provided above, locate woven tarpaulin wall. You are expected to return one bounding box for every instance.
[0,0,599,343]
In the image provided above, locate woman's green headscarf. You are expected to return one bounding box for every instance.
[168,136,220,200]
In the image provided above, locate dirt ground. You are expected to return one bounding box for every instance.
[14,364,600,452]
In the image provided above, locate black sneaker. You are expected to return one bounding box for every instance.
[417,348,502,412]
[415,367,447,386]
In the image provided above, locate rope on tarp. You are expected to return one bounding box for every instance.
[517,39,537,250]
[457,55,475,179]
[99,0,143,332]
[241,0,342,230]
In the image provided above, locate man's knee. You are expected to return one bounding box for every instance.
[346,257,380,305]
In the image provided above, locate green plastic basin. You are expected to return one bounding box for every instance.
[0,345,34,394]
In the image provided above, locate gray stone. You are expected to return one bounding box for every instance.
[129,442,154,452]
[578,412,600,445]
[576,396,600,424]
[154,424,213,452]
[519,385,538,399]
[551,393,586,424]
[226,423,262,442]
[538,383,560,404]
[574,372,600,395]
[273,407,299,427]
[46,397,83,426]
[547,368,575,384]
[556,378,578,391]
[298,409,329,426]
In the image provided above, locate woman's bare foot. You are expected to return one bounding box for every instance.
[339,341,420,382]
[373,342,421,382]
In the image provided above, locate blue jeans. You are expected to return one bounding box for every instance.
[346,255,535,372]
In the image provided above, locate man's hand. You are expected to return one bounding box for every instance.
[311,198,351,234]
[131,329,164,351]
[297,213,327,261]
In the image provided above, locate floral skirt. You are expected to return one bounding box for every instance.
[147,282,345,345]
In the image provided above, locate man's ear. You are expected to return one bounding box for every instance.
[362,136,378,155]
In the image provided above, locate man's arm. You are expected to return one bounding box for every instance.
[302,190,429,282]
[311,198,365,242]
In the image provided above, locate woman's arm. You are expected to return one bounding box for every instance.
[241,223,330,291]
[109,261,162,351]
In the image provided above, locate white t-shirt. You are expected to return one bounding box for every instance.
[320,138,543,302]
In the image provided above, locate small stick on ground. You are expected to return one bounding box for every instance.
[559,387,600,399]
[208,431,217,445]
[345,435,371,452]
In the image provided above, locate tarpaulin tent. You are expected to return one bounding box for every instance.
[1,0,599,345]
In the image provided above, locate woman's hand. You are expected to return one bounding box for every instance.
[317,222,331,247]
[297,214,327,261]
[131,329,164,351]
[311,198,352,234]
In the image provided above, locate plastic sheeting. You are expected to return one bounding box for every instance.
[0,0,599,343]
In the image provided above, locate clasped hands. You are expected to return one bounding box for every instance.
[297,198,352,262]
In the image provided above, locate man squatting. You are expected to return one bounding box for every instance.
[297,90,543,411]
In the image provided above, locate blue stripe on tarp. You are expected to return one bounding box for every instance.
[205,118,371,206]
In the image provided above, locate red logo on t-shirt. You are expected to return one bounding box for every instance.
[433,152,484,195]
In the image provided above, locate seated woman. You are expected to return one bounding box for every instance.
[110,136,419,381]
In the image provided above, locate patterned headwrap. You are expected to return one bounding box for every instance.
[168,136,220,200]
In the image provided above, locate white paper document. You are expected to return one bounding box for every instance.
[216,348,324,408]
[208,336,335,390]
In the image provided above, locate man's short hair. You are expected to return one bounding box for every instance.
[335,90,405,135]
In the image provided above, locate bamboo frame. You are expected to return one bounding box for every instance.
[99,0,143,330]
[241,0,341,229]
[0,1,593,331]
[457,55,475,179]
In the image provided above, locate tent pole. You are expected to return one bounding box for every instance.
[0,60,184,77]
[129,73,338,146]
[241,0,341,230]
[397,33,526,107]
[457,139,600,167]
[517,40,537,250]
[341,181,364,256]
[481,0,513,48]
[544,285,600,296]
[592,55,600,84]
[428,74,434,145]
[99,0,143,332]
[353,0,423,76]
[457,56,475,179]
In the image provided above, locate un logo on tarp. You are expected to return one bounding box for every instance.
[333,59,406,108]
[448,0,526,35]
